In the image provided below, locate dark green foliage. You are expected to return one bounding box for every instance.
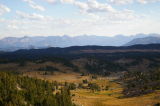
[62,60,79,72]
[82,79,88,84]
[124,59,142,67]
[154,103,160,106]
[78,83,83,88]
[64,82,76,90]
[68,83,76,90]
[122,69,160,97]
[38,65,59,72]
[88,83,100,92]
[1,45,160,76]
[148,59,160,69]
[38,66,59,75]
[18,61,26,67]
[80,72,88,76]
[91,75,97,79]
[55,87,73,106]
[0,72,74,106]
[85,58,126,75]
[105,85,109,90]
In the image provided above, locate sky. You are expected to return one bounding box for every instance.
[0,0,160,38]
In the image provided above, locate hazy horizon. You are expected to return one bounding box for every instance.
[0,33,160,40]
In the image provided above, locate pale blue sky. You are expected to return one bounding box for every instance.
[0,0,160,38]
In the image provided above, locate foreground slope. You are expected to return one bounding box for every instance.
[0,72,74,106]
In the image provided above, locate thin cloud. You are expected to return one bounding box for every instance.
[109,0,160,4]
[45,0,57,3]
[0,4,10,16]
[16,11,48,20]
[23,0,45,11]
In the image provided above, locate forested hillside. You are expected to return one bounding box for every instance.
[122,68,160,97]
[0,72,74,106]
[0,44,160,106]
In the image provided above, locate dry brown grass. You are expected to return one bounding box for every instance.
[71,78,160,106]
[0,61,74,73]
[0,62,159,106]
[25,71,91,83]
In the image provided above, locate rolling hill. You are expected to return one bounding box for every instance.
[1,44,160,61]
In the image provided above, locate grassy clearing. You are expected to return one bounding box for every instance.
[2,62,159,106]
[71,78,160,106]
[24,71,160,106]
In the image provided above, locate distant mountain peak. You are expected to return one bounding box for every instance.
[0,33,160,51]
[124,36,160,46]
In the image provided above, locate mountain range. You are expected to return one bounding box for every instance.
[0,33,159,51]
[124,36,160,46]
